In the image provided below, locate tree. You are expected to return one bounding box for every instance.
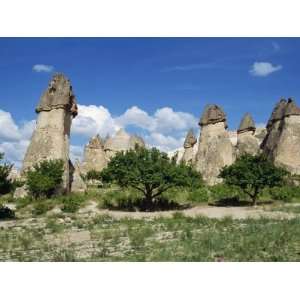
[100,146,202,207]
[26,159,64,199]
[0,152,13,195]
[219,154,288,206]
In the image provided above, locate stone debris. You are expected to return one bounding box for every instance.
[195,104,234,185]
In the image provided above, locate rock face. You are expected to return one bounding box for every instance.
[195,104,234,185]
[261,98,287,159]
[236,113,259,156]
[81,135,108,174]
[70,160,87,193]
[20,73,78,193]
[181,129,197,165]
[262,98,300,174]
[104,128,145,159]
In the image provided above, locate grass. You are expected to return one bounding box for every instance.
[0,213,300,261]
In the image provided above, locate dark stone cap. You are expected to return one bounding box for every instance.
[237,113,256,134]
[284,98,300,117]
[266,98,287,128]
[199,104,227,128]
[36,73,78,117]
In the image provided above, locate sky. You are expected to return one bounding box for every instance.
[1,37,300,168]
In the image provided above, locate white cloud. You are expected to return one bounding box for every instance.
[0,110,21,141]
[249,62,282,77]
[72,104,120,137]
[116,106,197,135]
[32,64,54,73]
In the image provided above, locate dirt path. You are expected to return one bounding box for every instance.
[79,202,296,220]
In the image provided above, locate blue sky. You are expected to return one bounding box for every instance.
[1,38,300,166]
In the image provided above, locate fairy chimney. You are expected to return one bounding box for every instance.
[236,113,259,156]
[267,98,300,174]
[181,129,197,165]
[195,104,234,185]
[20,73,78,194]
[81,134,108,174]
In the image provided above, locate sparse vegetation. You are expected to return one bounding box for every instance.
[0,213,300,261]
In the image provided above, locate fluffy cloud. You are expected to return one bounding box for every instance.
[116,106,197,135]
[32,64,54,73]
[72,105,120,137]
[249,62,282,77]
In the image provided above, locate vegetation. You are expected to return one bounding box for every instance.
[100,146,202,209]
[219,154,288,205]
[0,152,13,195]
[0,213,300,261]
[26,159,64,199]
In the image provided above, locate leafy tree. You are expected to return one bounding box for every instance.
[100,146,202,208]
[219,154,288,205]
[86,169,102,181]
[0,152,13,195]
[26,159,64,199]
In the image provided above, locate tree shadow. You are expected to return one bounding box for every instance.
[209,197,274,207]
[104,196,191,212]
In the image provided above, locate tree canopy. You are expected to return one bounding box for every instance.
[0,152,13,195]
[219,154,288,205]
[100,146,202,207]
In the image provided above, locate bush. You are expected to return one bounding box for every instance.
[61,194,86,213]
[0,153,13,195]
[269,186,300,202]
[187,187,209,203]
[209,184,242,201]
[32,201,54,216]
[0,205,15,220]
[26,159,64,199]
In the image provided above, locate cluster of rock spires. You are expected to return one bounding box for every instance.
[13,74,300,196]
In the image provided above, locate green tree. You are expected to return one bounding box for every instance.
[0,152,13,195]
[26,159,64,199]
[219,154,288,206]
[100,146,202,207]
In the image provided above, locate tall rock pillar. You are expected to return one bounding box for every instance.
[181,129,197,165]
[195,104,234,185]
[21,73,78,193]
[270,99,300,174]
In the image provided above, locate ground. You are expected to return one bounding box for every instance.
[1,201,300,261]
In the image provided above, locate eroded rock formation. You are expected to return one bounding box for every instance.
[19,73,78,194]
[181,129,197,165]
[262,98,300,174]
[236,113,259,156]
[195,104,234,185]
[81,135,108,174]
[104,128,145,159]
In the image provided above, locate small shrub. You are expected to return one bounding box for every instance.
[187,187,209,203]
[0,205,15,220]
[269,186,300,202]
[32,201,54,216]
[209,184,242,201]
[61,194,86,213]
[26,159,64,199]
